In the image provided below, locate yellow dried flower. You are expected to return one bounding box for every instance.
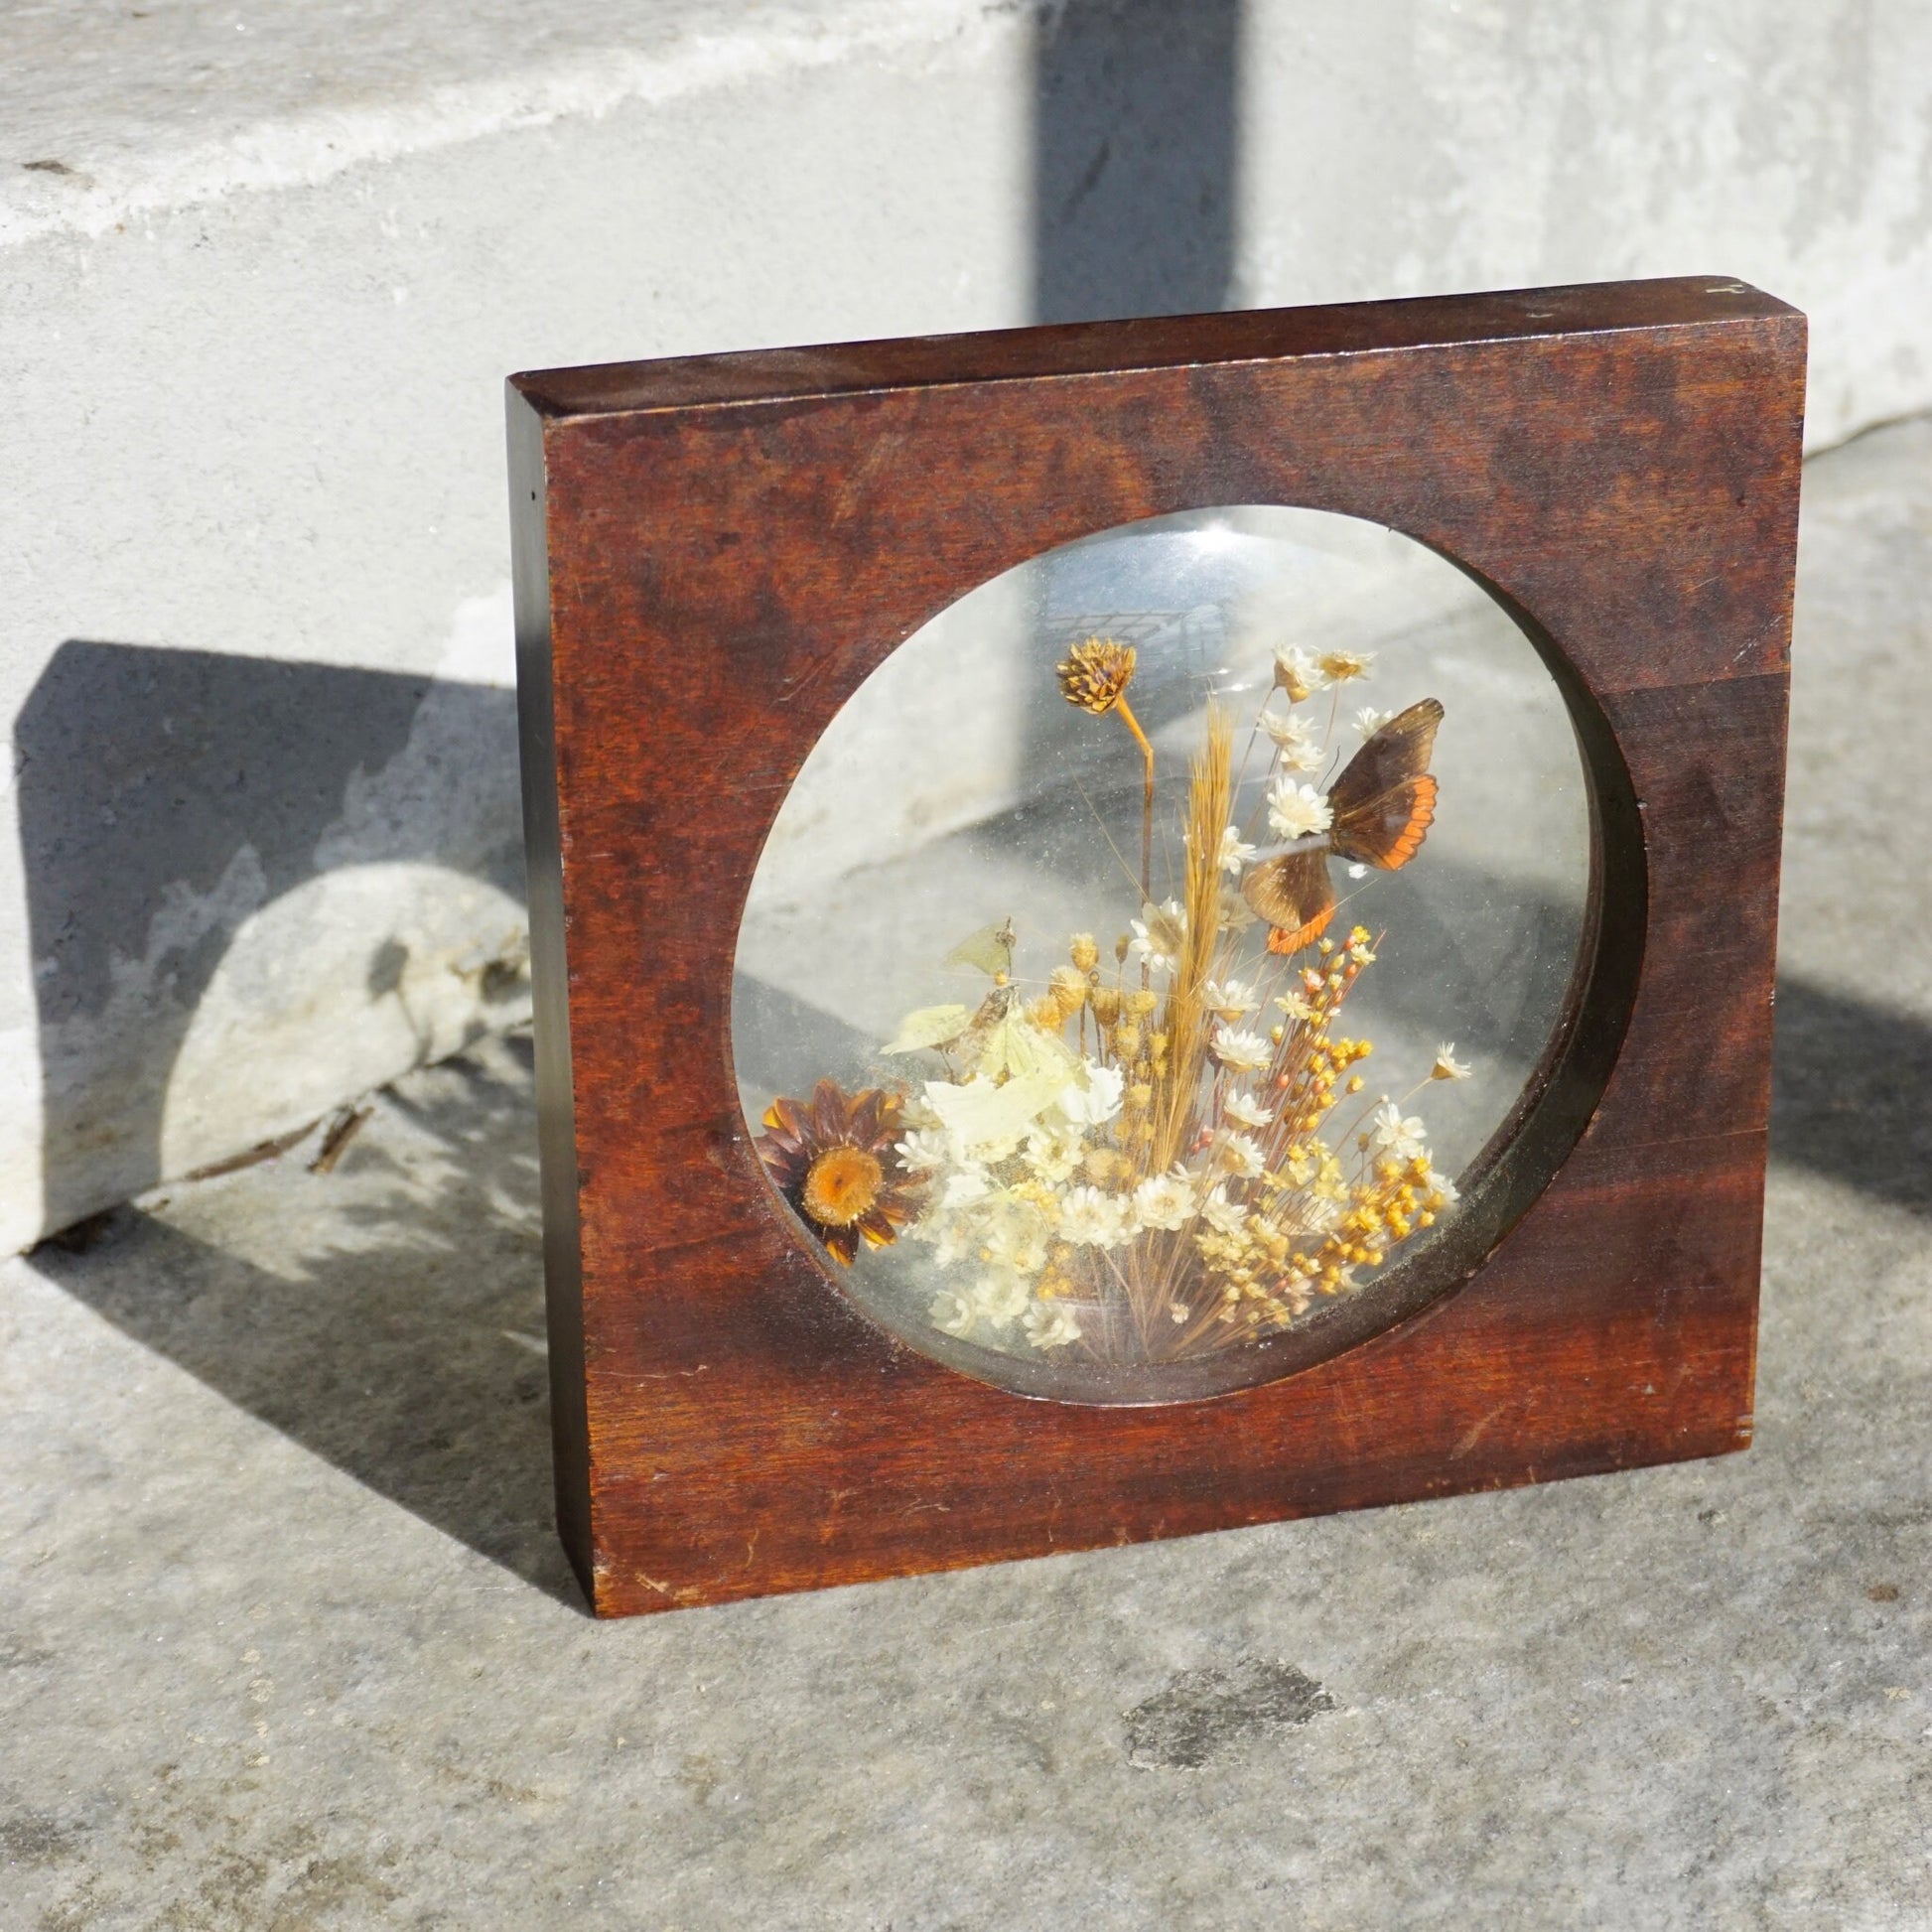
[1048,965,1088,1016]
[1026,995,1063,1029]
[1056,637,1138,715]
[1069,933,1099,973]
[1125,989,1160,1019]
[1114,1024,1142,1061]
[1091,986,1122,1026]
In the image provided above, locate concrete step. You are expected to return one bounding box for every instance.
[5,0,1932,1246]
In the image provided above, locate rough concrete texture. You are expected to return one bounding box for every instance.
[7,0,1932,1250]
[2,417,1929,1927]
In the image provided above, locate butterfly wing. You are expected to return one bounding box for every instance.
[1328,698,1444,870]
[1241,847,1337,955]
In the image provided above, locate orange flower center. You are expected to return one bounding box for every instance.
[800,1146,883,1228]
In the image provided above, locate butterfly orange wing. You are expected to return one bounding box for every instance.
[1327,699,1444,871]
[1241,847,1337,954]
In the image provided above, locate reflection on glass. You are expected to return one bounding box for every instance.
[732,508,1589,1401]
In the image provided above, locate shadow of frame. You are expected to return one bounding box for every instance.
[30,1034,585,1606]
[17,640,526,1235]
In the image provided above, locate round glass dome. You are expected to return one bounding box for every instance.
[731,507,1591,1403]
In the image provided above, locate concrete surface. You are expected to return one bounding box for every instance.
[8,0,1932,1251]
[2,417,1929,1927]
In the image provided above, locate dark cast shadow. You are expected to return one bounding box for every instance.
[1031,0,1243,325]
[31,1033,583,1604]
[1769,975,1932,1218]
[20,640,571,1599]
[17,640,526,1234]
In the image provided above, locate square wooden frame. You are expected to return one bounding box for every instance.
[508,277,1805,1618]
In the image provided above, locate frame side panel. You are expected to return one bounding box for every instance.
[507,385,594,1604]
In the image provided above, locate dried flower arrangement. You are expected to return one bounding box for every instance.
[756,638,1471,1364]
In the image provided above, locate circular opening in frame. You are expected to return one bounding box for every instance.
[731,506,1596,1404]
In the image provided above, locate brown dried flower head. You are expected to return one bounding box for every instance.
[756,1078,923,1266]
[1056,637,1137,715]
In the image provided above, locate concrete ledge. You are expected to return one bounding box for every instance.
[5,0,1932,1246]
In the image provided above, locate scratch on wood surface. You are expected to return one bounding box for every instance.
[1450,1405,1507,1459]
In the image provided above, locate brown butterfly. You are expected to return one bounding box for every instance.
[1241,698,1445,954]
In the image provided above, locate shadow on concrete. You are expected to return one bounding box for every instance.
[31,1034,583,1606]
[1769,976,1932,1217]
[16,640,524,1233]
[1031,0,1242,325]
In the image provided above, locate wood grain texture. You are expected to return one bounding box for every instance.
[508,277,1805,1617]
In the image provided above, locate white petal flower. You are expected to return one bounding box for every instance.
[894,1128,951,1173]
[1261,704,1325,772]
[1057,1058,1125,1126]
[1431,1042,1472,1081]
[1318,648,1374,682]
[1222,1089,1272,1130]
[1133,1169,1196,1231]
[939,1165,992,1210]
[1272,645,1326,701]
[1129,898,1187,973]
[969,1273,1032,1330]
[1023,1125,1084,1184]
[1368,1100,1428,1164]
[1420,1162,1460,1207]
[987,1217,1050,1277]
[929,1290,977,1338]
[1209,1025,1272,1073]
[1259,703,1313,750]
[1199,1186,1248,1236]
[1267,776,1333,842]
[1221,1132,1266,1178]
[1216,889,1258,934]
[1203,977,1260,1022]
[1353,706,1393,741]
[1023,1303,1082,1350]
[1056,1184,1132,1248]
[1273,990,1316,1022]
[1217,823,1257,875]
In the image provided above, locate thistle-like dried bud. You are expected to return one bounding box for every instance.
[1114,1024,1142,1061]
[1069,932,1099,974]
[1091,986,1123,1026]
[1125,988,1160,1019]
[1047,965,1087,1016]
[1056,637,1137,716]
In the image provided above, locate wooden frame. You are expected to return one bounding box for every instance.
[508,277,1805,1617]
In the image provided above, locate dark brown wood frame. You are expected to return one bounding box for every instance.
[508,277,1805,1617]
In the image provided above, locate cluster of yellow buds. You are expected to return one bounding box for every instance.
[1197,1214,1306,1329]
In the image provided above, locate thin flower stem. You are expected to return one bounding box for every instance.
[1115,694,1156,907]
